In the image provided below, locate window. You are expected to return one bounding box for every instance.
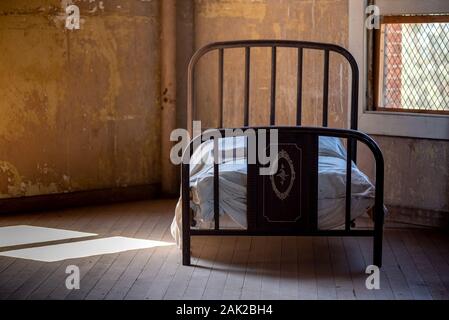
[349,0,449,140]
[374,15,449,114]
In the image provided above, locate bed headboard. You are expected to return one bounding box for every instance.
[187,40,359,133]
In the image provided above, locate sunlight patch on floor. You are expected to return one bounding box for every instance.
[0,236,175,262]
[0,225,97,248]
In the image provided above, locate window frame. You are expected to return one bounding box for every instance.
[349,0,449,141]
[373,14,449,115]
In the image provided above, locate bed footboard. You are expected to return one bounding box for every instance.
[181,127,385,268]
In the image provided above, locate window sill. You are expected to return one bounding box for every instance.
[359,110,449,140]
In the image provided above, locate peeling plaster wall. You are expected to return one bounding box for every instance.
[193,0,349,129]
[358,135,449,225]
[0,0,161,199]
[375,137,449,212]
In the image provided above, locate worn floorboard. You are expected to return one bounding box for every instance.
[0,199,448,300]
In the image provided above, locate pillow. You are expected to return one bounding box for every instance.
[319,136,347,160]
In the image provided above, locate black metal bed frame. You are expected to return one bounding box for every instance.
[182,40,385,268]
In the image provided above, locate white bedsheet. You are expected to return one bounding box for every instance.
[171,136,375,246]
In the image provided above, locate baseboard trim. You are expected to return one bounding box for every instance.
[386,205,449,229]
[2,190,446,229]
[0,184,161,215]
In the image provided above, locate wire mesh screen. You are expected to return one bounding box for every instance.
[381,21,449,112]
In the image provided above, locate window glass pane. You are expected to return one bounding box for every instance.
[382,21,449,112]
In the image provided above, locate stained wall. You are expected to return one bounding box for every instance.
[193,0,350,129]
[0,0,161,198]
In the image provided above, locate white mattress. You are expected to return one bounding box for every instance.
[171,136,375,246]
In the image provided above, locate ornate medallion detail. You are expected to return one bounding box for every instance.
[270,149,296,200]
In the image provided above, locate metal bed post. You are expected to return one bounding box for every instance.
[373,148,385,267]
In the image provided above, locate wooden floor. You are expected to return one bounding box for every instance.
[0,199,448,300]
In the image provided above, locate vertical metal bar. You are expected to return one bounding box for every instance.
[373,146,385,267]
[187,64,194,135]
[349,49,359,164]
[297,47,304,126]
[218,48,224,128]
[182,156,191,265]
[270,46,277,125]
[244,47,251,127]
[323,50,330,127]
[345,137,352,232]
[374,201,384,267]
[214,138,220,230]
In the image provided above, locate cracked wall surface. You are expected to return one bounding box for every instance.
[0,0,161,198]
[194,0,349,129]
